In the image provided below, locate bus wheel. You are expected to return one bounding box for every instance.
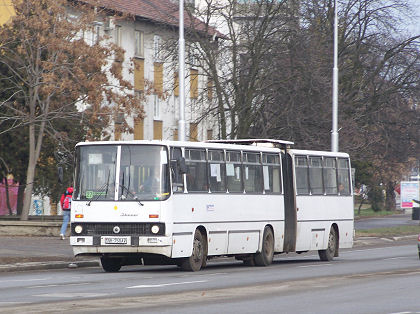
[100,257,122,272]
[318,227,337,261]
[254,226,274,266]
[181,229,206,271]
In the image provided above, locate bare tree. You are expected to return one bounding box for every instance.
[0,0,142,220]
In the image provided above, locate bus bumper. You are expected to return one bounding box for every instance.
[70,236,172,257]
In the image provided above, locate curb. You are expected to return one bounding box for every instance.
[0,260,100,272]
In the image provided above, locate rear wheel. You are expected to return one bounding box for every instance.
[254,226,274,266]
[318,227,338,261]
[100,257,122,272]
[181,229,207,271]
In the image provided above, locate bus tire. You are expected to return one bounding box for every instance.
[181,229,206,271]
[100,257,122,272]
[254,226,274,266]
[318,227,337,261]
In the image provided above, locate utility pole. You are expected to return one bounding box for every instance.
[331,0,339,152]
[178,0,186,141]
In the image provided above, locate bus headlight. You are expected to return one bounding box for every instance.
[74,225,83,234]
[151,225,160,234]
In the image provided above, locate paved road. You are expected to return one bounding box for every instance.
[0,240,419,313]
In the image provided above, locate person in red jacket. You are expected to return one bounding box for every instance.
[60,186,73,240]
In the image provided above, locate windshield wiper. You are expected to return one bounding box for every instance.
[86,170,111,206]
[119,183,144,206]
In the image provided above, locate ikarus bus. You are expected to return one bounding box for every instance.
[70,139,354,272]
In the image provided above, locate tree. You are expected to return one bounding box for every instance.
[0,0,142,220]
[186,0,289,139]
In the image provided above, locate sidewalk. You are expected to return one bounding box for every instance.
[0,236,99,272]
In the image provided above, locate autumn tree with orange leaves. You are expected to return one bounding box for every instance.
[0,0,143,220]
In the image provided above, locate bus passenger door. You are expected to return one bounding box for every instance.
[282,151,297,253]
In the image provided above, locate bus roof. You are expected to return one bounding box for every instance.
[75,140,349,157]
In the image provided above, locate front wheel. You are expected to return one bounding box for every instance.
[181,229,207,271]
[254,226,274,266]
[318,227,338,261]
[100,257,122,272]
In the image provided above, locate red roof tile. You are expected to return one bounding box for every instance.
[83,0,221,37]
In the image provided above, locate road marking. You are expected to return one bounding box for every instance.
[33,292,108,298]
[298,263,332,268]
[0,278,50,283]
[127,280,207,289]
[383,257,410,261]
[27,282,90,289]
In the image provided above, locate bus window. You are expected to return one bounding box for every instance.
[337,158,351,195]
[170,147,184,193]
[74,145,117,201]
[295,156,309,195]
[119,145,169,201]
[226,151,242,193]
[309,157,323,195]
[262,153,282,194]
[323,157,338,195]
[243,152,263,193]
[185,149,208,192]
[208,150,226,192]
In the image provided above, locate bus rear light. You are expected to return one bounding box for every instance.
[149,214,159,219]
[75,214,84,218]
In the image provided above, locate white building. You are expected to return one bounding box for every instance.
[94,0,221,142]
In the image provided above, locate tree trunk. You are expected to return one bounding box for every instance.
[385,181,396,211]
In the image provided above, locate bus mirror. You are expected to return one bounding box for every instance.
[178,157,187,174]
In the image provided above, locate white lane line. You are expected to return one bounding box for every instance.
[127,280,207,289]
[298,263,332,268]
[27,282,90,289]
[383,257,410,261]
[0,278,51,283]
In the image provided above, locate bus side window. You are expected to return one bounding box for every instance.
[323,157,338,195]
[186,149,208,192]
[226,151,242,192]
[170,147,184,193]
[244,152,263,193]
[208,150,226,192]
[337,158,351,195]
[295,156,309,195]
[309,156,323,195]
[262,153,282,194]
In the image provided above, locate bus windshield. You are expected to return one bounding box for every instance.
[74,144,170,202]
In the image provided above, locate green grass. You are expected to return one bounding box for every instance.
[354,201,403,218]
[356,225,420,237]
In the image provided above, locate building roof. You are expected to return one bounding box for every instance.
[86,0,221,38]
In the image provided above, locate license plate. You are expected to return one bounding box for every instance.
[102,237,129,245]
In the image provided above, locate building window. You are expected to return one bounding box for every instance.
[153,120,163,140]
[134,59,144,91]
[207,129,213,140]
[134,116,144,140]
[153,35,161,61]
[153,95,160,119]
[134,30,144,57]
[115,25,122,46]
[92,23,100,45]
[189,122,198,141]
[154,62,163,96]
[174,72,179,96]
[190,69,198,99]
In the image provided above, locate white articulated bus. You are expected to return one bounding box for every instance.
[70,139,354,272]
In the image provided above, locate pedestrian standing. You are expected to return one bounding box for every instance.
[60,186,73,240]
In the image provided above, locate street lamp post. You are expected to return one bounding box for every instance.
[331,0,339,152]
[178,0,186,141]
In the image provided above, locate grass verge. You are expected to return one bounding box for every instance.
[356,225,420,238]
